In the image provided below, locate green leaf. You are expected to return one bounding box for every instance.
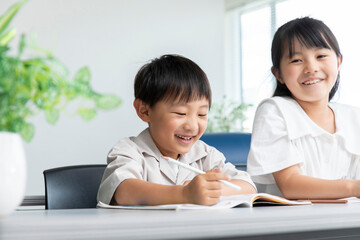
[0,28,16,46]
[95,94,122,110]
[45,109,60,125]
[17,34,26,58]
[0,1,122,142]
[21,121,34,142]
[0,0,26,36]
[78,108,97,121]
[73,67,90,85]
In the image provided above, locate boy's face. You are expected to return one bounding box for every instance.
[145,97,209,160]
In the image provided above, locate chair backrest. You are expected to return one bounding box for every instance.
[43,164,106,209]
[200,132,251,171]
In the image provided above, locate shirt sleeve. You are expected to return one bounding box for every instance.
[247,99,302,184]
[97,139,144,205]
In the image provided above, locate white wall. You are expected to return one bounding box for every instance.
[1,0,226,195]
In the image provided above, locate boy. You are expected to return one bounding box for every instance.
[97,55,256,206]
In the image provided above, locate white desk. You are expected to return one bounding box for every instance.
[2,204,360,239]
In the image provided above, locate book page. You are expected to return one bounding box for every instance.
[97,198,247,210]
[97,193,311,210]
[220,193,311,207]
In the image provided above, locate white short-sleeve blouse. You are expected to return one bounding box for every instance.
[247,97,360,196]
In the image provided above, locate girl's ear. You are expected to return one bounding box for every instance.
[338,55,343,70]
[133,98,150,123]
[271,66,284,84]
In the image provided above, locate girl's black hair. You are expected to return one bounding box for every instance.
[134,54,211,107]
[271,17,342,100]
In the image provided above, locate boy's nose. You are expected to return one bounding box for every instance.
[184,117,199,132]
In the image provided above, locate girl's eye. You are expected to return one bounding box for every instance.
[174,112,185,116]
[290,59,301,63]
[198,114,207,117]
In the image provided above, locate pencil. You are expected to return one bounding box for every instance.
[163,156,241,191]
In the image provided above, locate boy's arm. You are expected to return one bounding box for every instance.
[113,171,231,206]
[273,164,360,199]
[183,170,257,196]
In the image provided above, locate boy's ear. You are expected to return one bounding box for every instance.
[271,66,284,84]
[133,98,150,122]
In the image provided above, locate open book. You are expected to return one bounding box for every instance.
[97,193,311,210]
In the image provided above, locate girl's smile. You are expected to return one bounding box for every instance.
[302,77,323,85]
[275,39,342,106]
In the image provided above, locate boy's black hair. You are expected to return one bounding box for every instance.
[271,17,342,100]
[134,54,211,107]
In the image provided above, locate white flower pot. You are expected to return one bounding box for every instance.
[0,132,26,217]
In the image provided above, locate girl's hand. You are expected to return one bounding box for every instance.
[183,180,191,186]
[182,169,231,205]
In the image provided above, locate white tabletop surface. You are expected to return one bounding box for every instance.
[2,203,360,239]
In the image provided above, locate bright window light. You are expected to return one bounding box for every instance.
[226,0,360,130]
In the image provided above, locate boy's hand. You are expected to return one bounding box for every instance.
[182,169,231,205]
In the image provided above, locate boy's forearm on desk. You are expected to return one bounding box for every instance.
[113,179,186,206]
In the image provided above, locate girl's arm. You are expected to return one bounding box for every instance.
[112,171,232,206]
[273,164,360,199]
[221,179,257,196]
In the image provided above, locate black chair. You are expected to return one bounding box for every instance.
[43,164,106,209]
[200,132,251,171]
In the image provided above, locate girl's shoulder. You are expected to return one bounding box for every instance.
[254,97,324,140]
[257,96,299,109]
[330,102,360,118]
[255,96,305,121]
[330,102,360,155]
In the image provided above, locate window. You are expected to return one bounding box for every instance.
[226,0,360,129]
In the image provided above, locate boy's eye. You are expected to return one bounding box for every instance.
[174,112,185,116]
[198,113,207,117]
[317,55,327,59]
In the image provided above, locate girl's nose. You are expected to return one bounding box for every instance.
[304,59,319,74]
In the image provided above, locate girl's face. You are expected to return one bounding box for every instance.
[275,39,342,105]
[147,97,209,160]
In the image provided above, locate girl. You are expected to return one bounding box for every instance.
[98,55,256,206]
[247,17,360,200]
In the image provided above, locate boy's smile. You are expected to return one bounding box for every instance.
[139,97,209,160]
[175,134,193,143]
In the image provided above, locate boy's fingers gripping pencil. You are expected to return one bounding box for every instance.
[163,156,241,191]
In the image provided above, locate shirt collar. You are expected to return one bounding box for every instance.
[273,97,360,156]
[273,97,325,139]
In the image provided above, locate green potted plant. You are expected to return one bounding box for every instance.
[0,0,121,217]
[206,96,251,133]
